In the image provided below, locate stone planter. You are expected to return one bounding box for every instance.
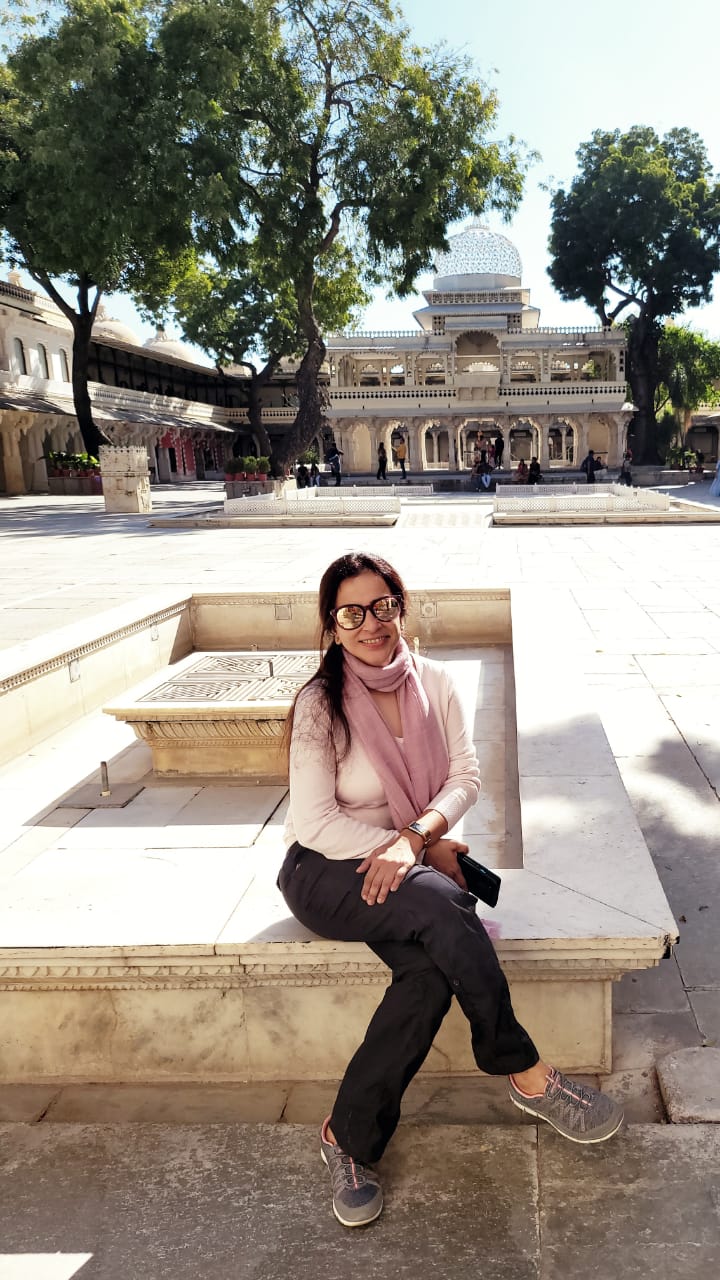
[99,446,151,514]
[224,480,274,499]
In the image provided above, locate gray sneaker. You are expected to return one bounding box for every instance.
[509,1067,623,1143]
[320,1118,383,1227]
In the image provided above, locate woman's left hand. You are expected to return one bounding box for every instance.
[424,838,469,888]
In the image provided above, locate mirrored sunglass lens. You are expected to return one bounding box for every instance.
[335,605,365,629]
[372,597,400,620]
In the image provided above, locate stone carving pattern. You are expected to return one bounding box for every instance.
[0,604,188,693]
[142,719,284,741]
[434,226,523,280]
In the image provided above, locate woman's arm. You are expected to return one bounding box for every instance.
[422,663,481,828]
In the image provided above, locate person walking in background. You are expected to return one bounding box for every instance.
[394,437,408,480]
[710,456,720,497]
[310,461,321,488]
[326,445,344,487]
[376,442,388,481]
[581,449,600,484]
[279,551,624,1229]
[528,457,543,484]
[494,431,504,468]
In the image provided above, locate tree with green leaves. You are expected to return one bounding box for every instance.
[172,241,368,462]
[161,0,528,466]
[0,1,193,456]
[548,126,720,462]
[656,323,720,453]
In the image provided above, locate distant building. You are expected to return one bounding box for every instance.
[321,223,631,474]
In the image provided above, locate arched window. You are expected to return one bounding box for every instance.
[13,337,27,375]
[37,343,50,379]
[59,349,70,382]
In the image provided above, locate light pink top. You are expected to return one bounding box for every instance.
[284,655,481,859]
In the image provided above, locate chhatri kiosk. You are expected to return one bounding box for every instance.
[323,223,631,474]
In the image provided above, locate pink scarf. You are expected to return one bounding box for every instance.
[342,638,450,831]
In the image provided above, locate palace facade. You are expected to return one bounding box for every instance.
[1,223,636,495]
[319,223,631,474]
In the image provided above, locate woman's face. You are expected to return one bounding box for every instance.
[333,570,403,667]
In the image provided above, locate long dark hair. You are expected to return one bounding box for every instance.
[283,552,408,760]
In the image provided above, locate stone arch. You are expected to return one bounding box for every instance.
[454,330,500,356]
[548,416,578,465]
[587,416,611,458]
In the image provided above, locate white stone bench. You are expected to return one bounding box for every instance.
[497,482,618,497]
[287,483,433,498]
[494,484,671,519]
[103,649,316,780]
[224,495,401,518]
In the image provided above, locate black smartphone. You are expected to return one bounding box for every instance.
[457,853,501,908]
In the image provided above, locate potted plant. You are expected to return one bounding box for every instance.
[225,456,246,481]
[244,456,258,476]
[255,455,270,481]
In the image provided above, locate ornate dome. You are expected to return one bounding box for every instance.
[433,222,522,289]
[142,325,197,362]
[92,305,141,347]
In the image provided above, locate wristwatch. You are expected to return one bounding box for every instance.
[404,820,433,850]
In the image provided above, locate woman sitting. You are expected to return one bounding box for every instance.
[279,552,623,1228]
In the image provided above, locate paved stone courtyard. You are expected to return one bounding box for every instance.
[1,481,720,1277]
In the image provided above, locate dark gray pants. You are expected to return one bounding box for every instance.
[278,844,538,1163]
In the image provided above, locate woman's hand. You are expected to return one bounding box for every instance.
[356,836,417,905]
[424,838,469,889]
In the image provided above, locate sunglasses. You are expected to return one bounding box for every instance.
[331,595,402,631]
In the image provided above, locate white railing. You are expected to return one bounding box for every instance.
[330,387,457,401]
[502,382,627,399]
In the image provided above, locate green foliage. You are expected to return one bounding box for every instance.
[224,455,246,474]
[1,1,193,299]
[549,126,720,324]
[161,0,529,461]
[243,455,258,474]
[548,126,720,461]
[255,455,270,472]
[47,450,100,471]
[656,324,720,418]
[0,1,197,451]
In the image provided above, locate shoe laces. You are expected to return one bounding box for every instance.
[547,1068,593,1109]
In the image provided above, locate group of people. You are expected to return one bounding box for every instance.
[280,550,625,1229]
[376,439,408,481]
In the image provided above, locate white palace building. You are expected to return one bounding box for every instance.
[1,223,635,494]
[321,223,631,475]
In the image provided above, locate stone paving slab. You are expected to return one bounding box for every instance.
[538,1124,720,1278]
[1,1122,719,1279]
[657,1047,720,1122]
[0,1123,539,1280]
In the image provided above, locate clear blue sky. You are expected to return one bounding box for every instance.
[40,0,720,352]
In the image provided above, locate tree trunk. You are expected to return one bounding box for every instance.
[274,287,329,469]
[626,312,662,464]
[70,312,110,456]
[247,365,275,460]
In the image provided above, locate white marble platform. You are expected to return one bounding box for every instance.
[0,610,677,1082]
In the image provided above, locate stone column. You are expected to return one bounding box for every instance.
[1,425,26,495]
[407,420,428,472]
[538,418,551,470]
[576,416,590,463]
[607,414,626,466]
[99,445,152,513]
